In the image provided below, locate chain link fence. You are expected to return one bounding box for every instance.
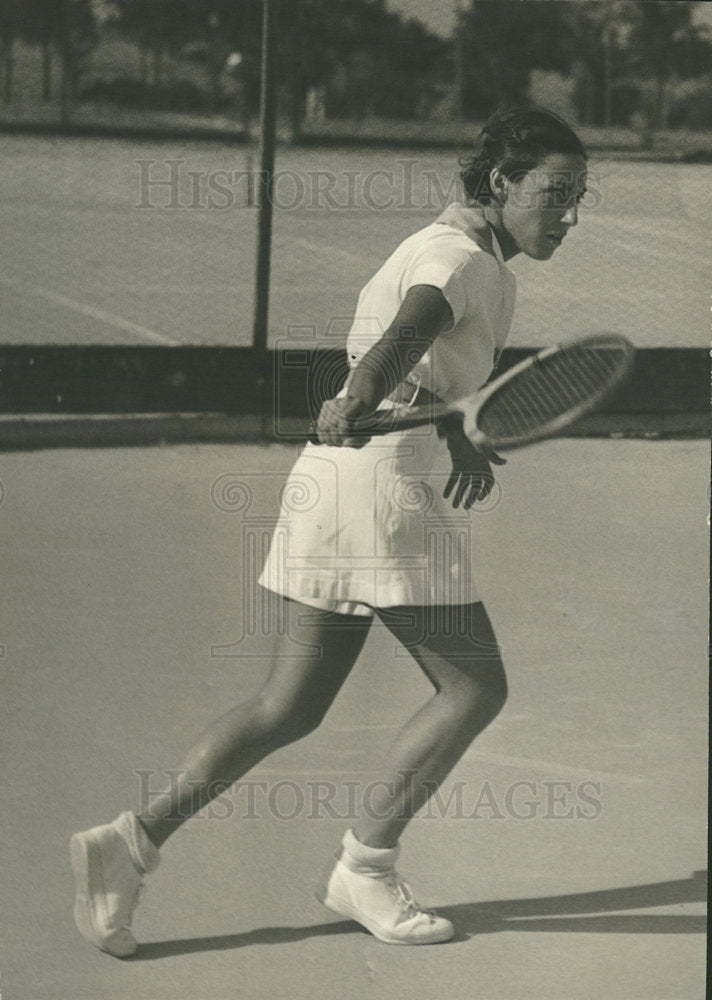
[0,1,710,350]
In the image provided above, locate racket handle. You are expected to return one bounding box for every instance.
[308,402,454,444]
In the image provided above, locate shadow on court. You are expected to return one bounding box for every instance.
[439,870,708,940]
[132,921,358,960]
[130,871,706,961]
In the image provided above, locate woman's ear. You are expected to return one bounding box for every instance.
[489,167,509,205]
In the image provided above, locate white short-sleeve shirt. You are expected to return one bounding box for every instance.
[345,204,516,403]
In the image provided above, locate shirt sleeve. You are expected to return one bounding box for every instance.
[401,238,497,330]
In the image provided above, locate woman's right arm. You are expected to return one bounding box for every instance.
[316,284,453,448]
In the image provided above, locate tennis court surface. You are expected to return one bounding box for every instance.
[0,436,707,1000]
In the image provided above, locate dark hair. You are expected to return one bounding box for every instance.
[460,106,587,204]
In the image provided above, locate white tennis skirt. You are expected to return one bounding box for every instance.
[258,425,481,616]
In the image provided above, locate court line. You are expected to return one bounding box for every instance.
[329,724,397,732]
[582,221,700,263]
[189,216,374,267]
[185,211,235,230]
[253,754,647,786]
[463,749,648,786]
[0,272,180,346]
[251,768,367,778]
[290,236,374,268]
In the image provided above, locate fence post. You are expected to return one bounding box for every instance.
[252,0,278,356]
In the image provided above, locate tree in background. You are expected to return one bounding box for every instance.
[113,0,447,127]
[287,0,446,121]
[455,0,711,129]
[559,0,636,126]
[3,1,97,112]
[563,0,712,129]
[108,0,262,112]
[111,0,196,87]
[5,0,710,132]
[624,0,712,130]
[0,0,23,102]
[51,1,97,117]
[457,0,571,118]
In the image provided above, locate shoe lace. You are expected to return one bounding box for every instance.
[386,872,436,923]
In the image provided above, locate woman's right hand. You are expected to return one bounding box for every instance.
[315,398,373,448]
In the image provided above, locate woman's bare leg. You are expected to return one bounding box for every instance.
[352,602,506,849]
[139,599,372,848]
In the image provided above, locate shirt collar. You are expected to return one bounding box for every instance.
[434,202,505,264]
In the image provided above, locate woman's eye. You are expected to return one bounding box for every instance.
[542,189,566,207]
[543,188,585,208]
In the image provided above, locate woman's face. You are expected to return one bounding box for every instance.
[498,152,588,261]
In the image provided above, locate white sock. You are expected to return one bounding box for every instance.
[341,829,400,873]
[113,812,161,874]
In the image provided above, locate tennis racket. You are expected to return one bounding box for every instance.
[336,334,635,451]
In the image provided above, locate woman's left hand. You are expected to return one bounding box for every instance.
[442,419,506,509]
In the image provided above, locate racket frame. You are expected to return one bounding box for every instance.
[359,334,636,450]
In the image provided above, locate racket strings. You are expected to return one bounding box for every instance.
[479,345,626,440]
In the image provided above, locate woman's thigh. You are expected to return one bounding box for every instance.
[257,598,373,722]
[375,602,505,697]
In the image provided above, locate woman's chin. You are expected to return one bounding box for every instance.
[523,244,557,261]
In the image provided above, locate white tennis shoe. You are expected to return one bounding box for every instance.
[316,831,454,945]
[69,811,160,957]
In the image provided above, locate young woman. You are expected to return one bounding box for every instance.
[70,107,588,955]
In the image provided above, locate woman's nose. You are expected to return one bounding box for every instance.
[561,202,579,227]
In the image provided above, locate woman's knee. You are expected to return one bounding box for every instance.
[450,658,508,723]
[251,691,325,746]
[484,665,508,715]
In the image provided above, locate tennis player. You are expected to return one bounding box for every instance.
[70,107,587,954]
